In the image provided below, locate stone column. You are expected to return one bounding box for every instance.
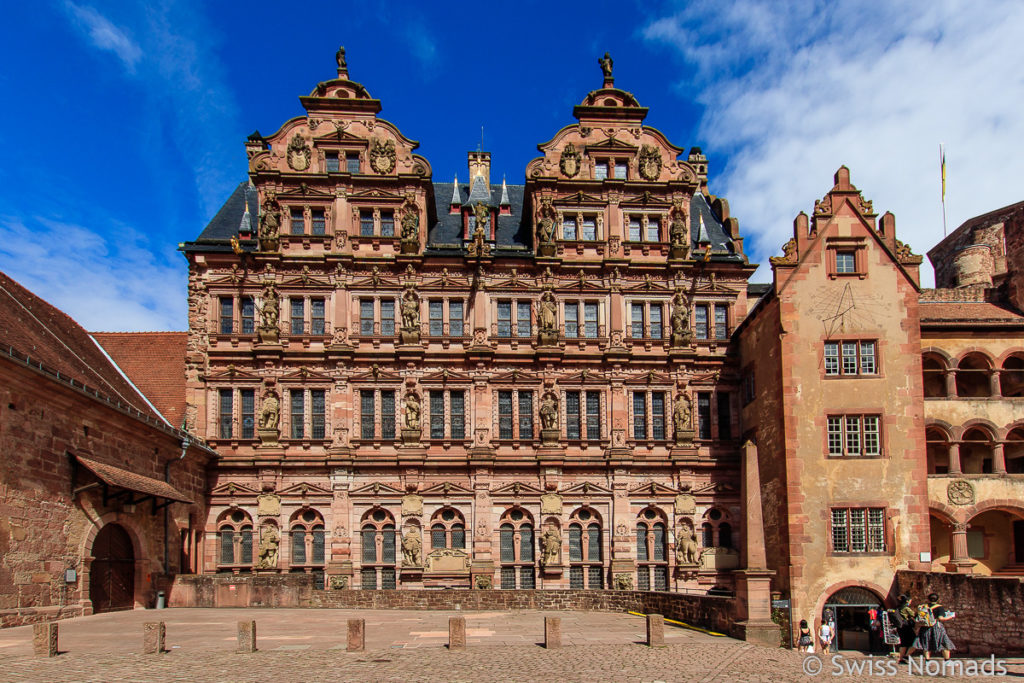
[993,443,1007,474]
[948,443,962,474]
[944,522,976,573]
[989,371,1001,397]
[944,371,956,397]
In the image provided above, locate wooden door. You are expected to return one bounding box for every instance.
[89,523,135,612]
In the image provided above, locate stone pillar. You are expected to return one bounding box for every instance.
[989,371,1001,397]
[32,623,58,657]
[347,619,365,652]
[944,371,956,398]
[944,522,976,573]
[544,617,561,649]
[237,620,257,653]
[732,439,781,647]
[646,614,664,647]
[449,616,466,651]
[948,443,962,474]
[993,443,1007,474]
[143,622,166,654]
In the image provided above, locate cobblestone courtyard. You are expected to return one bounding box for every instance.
[0,609,1021,682]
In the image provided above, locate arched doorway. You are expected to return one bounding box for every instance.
[89,523,135,612]
[823,586,886,653]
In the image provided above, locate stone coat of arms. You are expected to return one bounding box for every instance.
[638,144,662,181]
[287,133,311,171]
[559,143,581,178]
[370,138,396,174]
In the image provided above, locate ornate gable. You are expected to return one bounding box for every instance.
[628,481,679,496]
[420,481,474,496]
[350,481,404,496]
[491,481,545,496]
[278,481,332,497]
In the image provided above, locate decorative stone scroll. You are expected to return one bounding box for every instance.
[947,479,975,506]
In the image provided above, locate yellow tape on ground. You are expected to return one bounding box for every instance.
[627,611,727,637]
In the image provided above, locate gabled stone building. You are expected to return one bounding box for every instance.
[181,52,759,597]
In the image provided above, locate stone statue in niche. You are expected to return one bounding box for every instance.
[536,197,556,256]
[401,529,422,567]
[404,391,421,431]
[598,52,614,79]
[540,392,559,431]
[538,290,558,345]
[259,193,281,251]
[540,526,561,567]
[256,524,280,569]
[257,282,280,344]
[670,290,692,347]
[400,196,420,254]
[400,286,420,344]
[369,137,396,174]
[673,393,692,434]
[467,202,491,257]
[287,133,311,172]
[669,200,689,258]
[676,520,699,565]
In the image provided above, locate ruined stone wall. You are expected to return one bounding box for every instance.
[0,359,210,627]
[895,570,1024,656]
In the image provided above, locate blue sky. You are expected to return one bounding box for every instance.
[1,1,1022,331]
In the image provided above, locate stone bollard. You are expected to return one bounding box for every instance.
[237,620,257,653]
[646,613,665,647]
[544,617,562,649]
[449,616,466,651]
[143,622,166,654]
[33,623,58,657]
[347,619,365,652]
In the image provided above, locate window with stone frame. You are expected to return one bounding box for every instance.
[219,296,234,334]
[240,296,255,334]
[217,509,253,568]
[290,508,326,567]
[216,388,257,440]
[631,390,668,441]
[498,508,536,589]
[218,389,233,439]
[425,298,467,338]
[311,208,326,236]
[636,508,668,591]
[694,303,729,341]
[345,152,360,174]
[360,508,397,589]
[568,507,604,589]
[629,301,666,339]
[429,507,466,550]
[357,297,397,337]
[496,389,535,441]
[495,299,532,338]
[826,414,882,457]
[701,508,733,548]
[290,298,305,336]
[824,340,877,377]
[290,207,305,235]
[427,389,466,440]
[380,211,395,238]
[564,390,602,441]
[830,507,886,553]
[564,300,599,339]
[697,392,712,439]
[359,210,374,236]
[325,151,340,173]
[560,212,600,241]
[359,388,396,441]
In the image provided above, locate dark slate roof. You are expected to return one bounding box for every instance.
[185,182,258,251]
[429,181,529,250]
[691,194,742,262]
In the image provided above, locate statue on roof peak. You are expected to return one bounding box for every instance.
[335,46,347,76]
[599,52,614,79]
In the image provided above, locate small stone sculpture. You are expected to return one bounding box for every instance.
[402,530,422,567]
[540,526,561,567]
[259,390,280,431]
[540,392,559,431]
[676,521,699,565]
[599,52,613,78]
[673,393,692,434]
[256,525,279,569]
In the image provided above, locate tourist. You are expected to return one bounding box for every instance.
[797,619,815,653]
[894,594,918,663]
[910,592,956,661]
[818,611,835,653]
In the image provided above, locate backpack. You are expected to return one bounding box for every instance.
[915,604,937,628]
[889,608,907,630]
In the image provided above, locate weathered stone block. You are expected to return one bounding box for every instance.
[143,621,165,654]
[33,622,58,657]
[448,616,466,650]
[347,618,365,652]
[237,620,256,653]
[544,616,561,649]
[646,613,664,647]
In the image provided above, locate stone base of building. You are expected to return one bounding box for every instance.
[731,620,781,647]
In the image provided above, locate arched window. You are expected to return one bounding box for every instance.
[701,507,733,550]
[360,508,396,590]
[429,507,466,550]
[701,522,714,548]
[956,353,993,397]
[290,508,325,568]
[1006,427,1024,474]
[636,507,667,591]
[1000,355,1024,397]
[718,522,732,549]
[922,354,948,398]
[568,507,603,589]
[499,508,535,589]
[217,509,253,570]
[926,427,951,474]
[961,427,994,474]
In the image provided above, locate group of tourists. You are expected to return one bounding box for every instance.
[795,592,955,663]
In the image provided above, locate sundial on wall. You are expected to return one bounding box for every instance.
[807,282,887,338]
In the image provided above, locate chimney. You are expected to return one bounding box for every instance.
[468,151,491,196]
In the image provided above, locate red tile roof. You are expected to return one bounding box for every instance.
[0,271,163,422]
[75,454,193,504]
[91,332,187,427]
[920,301,1024,326]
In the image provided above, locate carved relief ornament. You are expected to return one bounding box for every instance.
[286,133,311,171]
[947,479,975,506]
[559,143,581,178]
[638,144,662,181]
[369,137,396,174]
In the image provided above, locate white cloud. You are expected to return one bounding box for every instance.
[645,0,1024,286]
[0,215,185,332]
[64,1,142,72]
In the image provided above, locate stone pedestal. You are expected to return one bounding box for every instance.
[33,623,58,657]
[347,619,365,652]
[674,430,695,449]
[237,620,257,653]
[401,428,421,446]
[733,569,780,647]
[399,565,424,588]
[143,622,166,654]
[669,245,689,260]
[541,429,560,447]
[544,617,561,649]
[537,243,556,257]
[400,240,419,255]
[257,428,280,448]
[400,327,420,345]
[449,616,466,650]
[646,614,665,647]
[537,330,558,346]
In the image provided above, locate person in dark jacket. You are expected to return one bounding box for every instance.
[895,594,918,663]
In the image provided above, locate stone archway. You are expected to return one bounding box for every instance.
[822,585,888,653]
[89,523,135,613]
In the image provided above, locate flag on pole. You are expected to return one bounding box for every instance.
[940,144,946,201]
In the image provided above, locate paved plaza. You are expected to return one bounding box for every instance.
[0,608,1021,682]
